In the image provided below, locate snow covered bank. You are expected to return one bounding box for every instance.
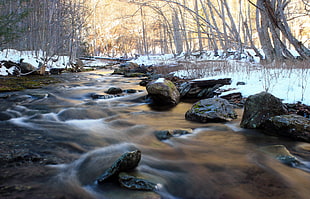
[0,49,113,76]
[0,49,70,70]
[132,52,309,105]
[174,60,310,105]
[1,49,308,105]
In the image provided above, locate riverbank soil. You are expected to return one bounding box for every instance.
[0,75,62,92]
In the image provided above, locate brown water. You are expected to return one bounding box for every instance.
[1,69,310,199]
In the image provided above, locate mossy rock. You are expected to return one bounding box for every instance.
[185,98,237,123]
[146,78,180,106]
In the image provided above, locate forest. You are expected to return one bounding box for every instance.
[0,0,309,63]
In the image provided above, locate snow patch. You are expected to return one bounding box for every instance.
[155,78,165,83]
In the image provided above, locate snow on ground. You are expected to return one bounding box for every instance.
[0,49,110,75]
[0,49,309,105]
[134,53,310,105]
[131,54,176,66]
[174,60,310,105]
[0,49,71,69]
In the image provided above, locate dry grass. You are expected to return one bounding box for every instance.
[154,59,309,102]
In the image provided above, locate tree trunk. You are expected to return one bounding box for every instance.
[256,0,275,62]
[194,0,203,52]
[172,10,183,55]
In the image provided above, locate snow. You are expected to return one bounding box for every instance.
[155,78,165,83]
[133,52,309,105]
[131,54,176,66]
[1,49,309,105]
[174,60,310,105]
[0,49,70,75]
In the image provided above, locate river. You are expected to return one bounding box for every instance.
[1,69,310,199]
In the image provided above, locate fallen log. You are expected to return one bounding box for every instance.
[190,78,232,87]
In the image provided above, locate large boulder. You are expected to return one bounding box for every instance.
[146,78,180,105]
[263,114,310,142]
[185,98,237,123]
[240,92,288,129]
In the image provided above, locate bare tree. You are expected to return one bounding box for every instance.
[249,0,310,62]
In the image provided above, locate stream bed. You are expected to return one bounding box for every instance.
[1,69,310,199]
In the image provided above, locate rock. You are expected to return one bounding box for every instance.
[197,84,221,98]
[112,62,152,77]
[123,62,139,69]
[178,82,192,97]
[220,92,245,107]
[154,130,172,140]
[97,150,141,184]
[118,172,157,191]
[70,58,84,72]
[112,68,125,75]
[146,78,180,106]
[236,82,246,86]
[139,79,151,87]
[19,59,37,73]
[124,72,147,77]
[263,114,310,142]
[285,102,310,119]
[154,129,192,140]
[50,68,65,75]
[107,87,123,94]
[260,145,301,166]
[240,92,288,129]
[178,79,231,99]
[185,98,237,123]
[124,89,137,94]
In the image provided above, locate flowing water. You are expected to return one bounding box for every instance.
[1,69,310,199]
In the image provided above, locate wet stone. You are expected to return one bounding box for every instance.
[154,129,192,141]
[118,172,158,191]
[106,87,123,94]
[260,145,301,167]
[185,98,237,123]
[97,150,142,184]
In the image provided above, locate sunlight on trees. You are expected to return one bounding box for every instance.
[0,0,309,62]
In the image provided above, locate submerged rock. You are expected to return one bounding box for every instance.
[260,145,301,166]
[97,150,141,183]
[154,129,192,140]
[185,98,237,123]
[263,114,310,142]
[118,172,158,191]
[240,92,288,129]
[146,78,180,106]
